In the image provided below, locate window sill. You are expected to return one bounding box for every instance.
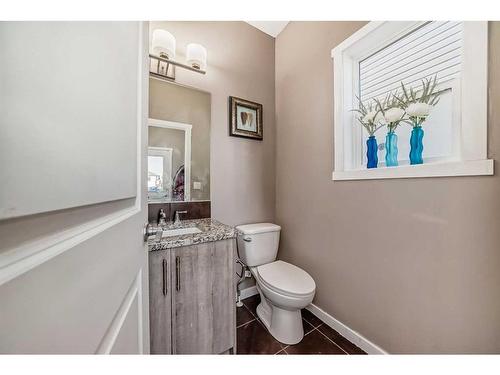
[332,159,494,181]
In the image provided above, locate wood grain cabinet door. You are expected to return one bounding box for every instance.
[149,250,172,354]
[171,239,235,354]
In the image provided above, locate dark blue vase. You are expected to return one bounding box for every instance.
[366,135,378,169]
[385,131,398,167]
[409,126,424,165]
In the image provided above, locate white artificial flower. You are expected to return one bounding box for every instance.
[406,102,432,117]
[384,107,405,123]
[362,110,377,123]
[374,111,386,124]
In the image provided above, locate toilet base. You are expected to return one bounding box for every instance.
[256,289,304,345]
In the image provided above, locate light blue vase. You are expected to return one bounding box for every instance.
[385,131,398,167]
[409,126,424,165]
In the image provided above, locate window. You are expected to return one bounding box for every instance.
[148,147,173,200]
[332,21,492,180]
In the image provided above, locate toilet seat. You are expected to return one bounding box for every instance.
[256,260,316,298]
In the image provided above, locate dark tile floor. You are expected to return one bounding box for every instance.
[236,294,366,355]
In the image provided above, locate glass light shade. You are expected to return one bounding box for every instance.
[186,43,207,70]
[152,29,176,59]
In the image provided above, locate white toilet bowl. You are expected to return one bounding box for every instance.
[236,223,316,345]
[251,260,315,345]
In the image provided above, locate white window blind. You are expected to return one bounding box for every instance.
[359,21,463,103]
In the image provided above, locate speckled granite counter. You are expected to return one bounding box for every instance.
[148,218,236,251]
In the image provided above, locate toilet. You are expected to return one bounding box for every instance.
[236,223,316,345]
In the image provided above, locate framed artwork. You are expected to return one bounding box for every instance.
[229,96,263,140]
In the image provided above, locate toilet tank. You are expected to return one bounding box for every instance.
[236,223,281,267]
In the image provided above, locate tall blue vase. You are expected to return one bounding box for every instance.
[385,131,398,167]
[409,126,424,165]
[366,135,378,169]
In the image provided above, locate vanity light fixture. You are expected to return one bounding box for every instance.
[186,43,207,70]
[150,28,207,81]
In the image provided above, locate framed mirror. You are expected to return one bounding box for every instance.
[148,78,210,203]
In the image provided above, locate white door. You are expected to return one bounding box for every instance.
[0,22,150,354]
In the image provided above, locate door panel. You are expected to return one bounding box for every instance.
[0,22,149,354]
[0,22,139,220]
[110,292,140,355]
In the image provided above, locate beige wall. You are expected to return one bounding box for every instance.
[149,79,210,201]
[275,21,500,353]
[150,22,276,226]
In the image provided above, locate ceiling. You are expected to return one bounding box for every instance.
[246,21,289,38]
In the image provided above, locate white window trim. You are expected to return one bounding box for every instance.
[148,118,192,200]
[332,21,493,181]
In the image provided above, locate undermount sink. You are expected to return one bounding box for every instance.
[161,227,203,238]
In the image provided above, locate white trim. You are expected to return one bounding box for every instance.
[96,270,142,354]
[461,22,489,161]
[333,159,493,181]
[148,118,192,201]
[137,269,144,354]
[306,303,388,355]
[332,21,492,181]
[148,118,193,132]
[239,285,258,300]
[0,206,140,286]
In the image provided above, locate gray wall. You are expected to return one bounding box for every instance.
[149,22,276,226]
[275,21,500,353]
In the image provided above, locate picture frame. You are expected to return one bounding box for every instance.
[229,96,263,140]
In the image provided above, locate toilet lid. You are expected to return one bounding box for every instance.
[256,260,315,297]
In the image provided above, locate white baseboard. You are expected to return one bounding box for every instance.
[239,285,258,300]
[306,303,388,354]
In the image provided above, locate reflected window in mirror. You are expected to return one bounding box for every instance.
[148,147,173,201]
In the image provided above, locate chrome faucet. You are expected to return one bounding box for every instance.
[174,210,188,226]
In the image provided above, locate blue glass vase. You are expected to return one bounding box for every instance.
[385,131,398,167]
[409,126,424,165]
[366,135,378,169]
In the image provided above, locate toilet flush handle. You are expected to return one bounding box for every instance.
[243,237,252,242]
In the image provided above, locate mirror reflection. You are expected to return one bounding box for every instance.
[148,78,210,203]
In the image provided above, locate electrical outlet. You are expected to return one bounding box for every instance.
[244,270,252,278]
[193,181,202,190]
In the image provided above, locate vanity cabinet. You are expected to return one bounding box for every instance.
[149,238,236,354]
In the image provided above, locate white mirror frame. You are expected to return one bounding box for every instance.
[148,118,192,201]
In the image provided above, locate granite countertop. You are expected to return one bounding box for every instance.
[148,218,236,251]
